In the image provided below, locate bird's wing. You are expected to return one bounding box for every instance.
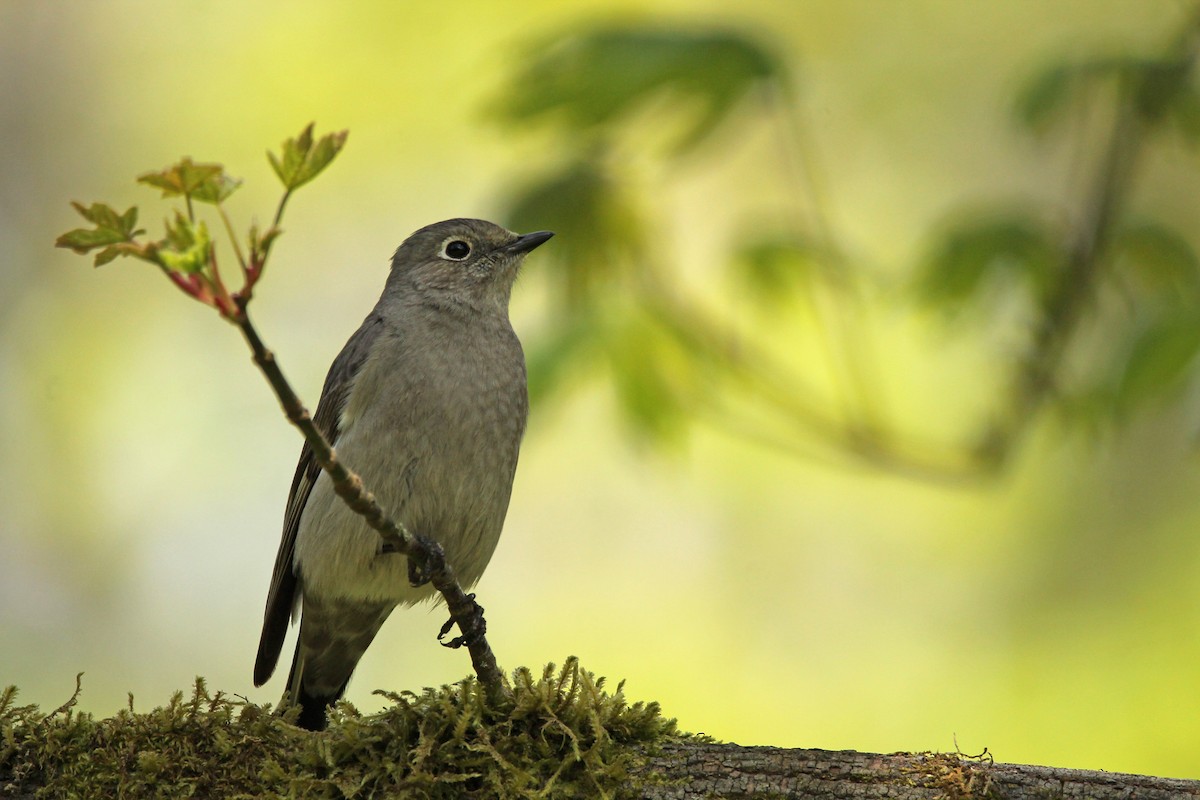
[253,313,385,687]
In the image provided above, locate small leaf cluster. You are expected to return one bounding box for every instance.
[0,659,682,800]
[55,123,347,322]
[268,124,349,192]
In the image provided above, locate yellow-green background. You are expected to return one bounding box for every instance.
[3,0,1199,780]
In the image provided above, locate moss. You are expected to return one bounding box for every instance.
[0,658,686,799]
[901,751,998,799]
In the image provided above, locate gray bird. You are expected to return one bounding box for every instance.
[253,218,553,730]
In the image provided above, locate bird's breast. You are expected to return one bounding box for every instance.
[296,315,528,599]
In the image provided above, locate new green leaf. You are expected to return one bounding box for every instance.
[268,123,349,190]
[55,202,147,266]
[159,213,212,274]
[138,158,242,204]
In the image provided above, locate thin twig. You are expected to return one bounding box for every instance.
[216,202,248,272]
[271,189,293,231]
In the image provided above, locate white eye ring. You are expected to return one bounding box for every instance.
[440,238,472,261]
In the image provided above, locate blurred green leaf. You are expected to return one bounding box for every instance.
[607,313,694,443]
[1113,221,1200,300]
[138,158,241,204]
[525,312,600,408]
[497,27,782,153]
[1016,54,1197,132]
[648,298,733,373]
[1129,56,1193,125]
[916,214,1061,310]
[1016,63,1079,131]
[267,123,348,191]
[1013,57,1130,131]
[1168,83,1200,143]
[56,202,148,266]
[159,213,212,274]
[505,159,645,312]
[731,235,829,307]
[1115,308,1200,412]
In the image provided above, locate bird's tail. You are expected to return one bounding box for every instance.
[282,636,347,731]
[279,598,394,731]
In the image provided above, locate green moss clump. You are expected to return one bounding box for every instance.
[0,658,682,799]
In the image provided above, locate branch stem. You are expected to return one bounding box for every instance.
[217,202,248,273]
[272,189,293,231]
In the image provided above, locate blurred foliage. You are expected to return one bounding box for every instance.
[1,659,680,799]
[493,13,1200,479]
[732,235,834,311]
[915,213,1062,312]
[498,28,782,155]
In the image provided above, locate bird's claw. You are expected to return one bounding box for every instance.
[407,536,442,587]
[438,593,486,649]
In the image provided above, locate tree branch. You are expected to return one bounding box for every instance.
[634,742,1200,799]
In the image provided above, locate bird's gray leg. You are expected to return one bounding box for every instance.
[404,534,488,649]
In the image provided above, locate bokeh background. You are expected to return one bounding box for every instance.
[4,0,1200,780]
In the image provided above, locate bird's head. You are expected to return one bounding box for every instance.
[386,218,553,313]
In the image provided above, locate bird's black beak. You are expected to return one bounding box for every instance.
[505,230,555,255]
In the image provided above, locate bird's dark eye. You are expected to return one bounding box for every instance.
[444,240,471,260]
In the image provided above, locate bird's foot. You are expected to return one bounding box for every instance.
[438,593,486,650]
[406,535,443,587]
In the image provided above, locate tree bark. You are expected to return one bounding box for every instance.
[633,741,1200,799]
